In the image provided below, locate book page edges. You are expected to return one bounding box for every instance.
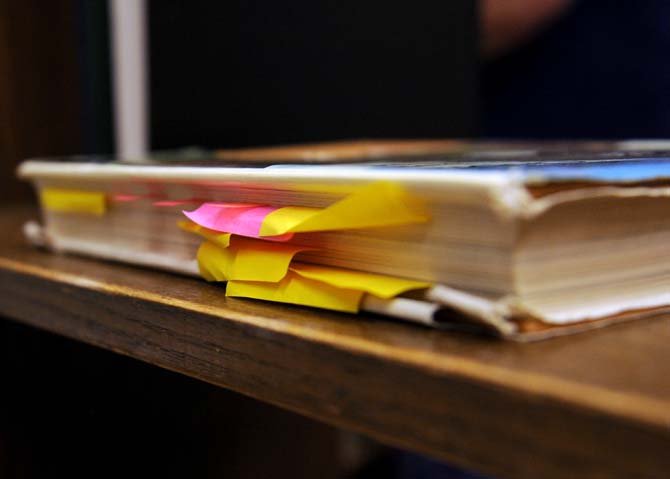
[24,221,670,341]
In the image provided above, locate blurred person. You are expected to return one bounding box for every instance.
[481,0,574,58]
[482,0,670,138]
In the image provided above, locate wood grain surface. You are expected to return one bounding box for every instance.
[0,205,669,478]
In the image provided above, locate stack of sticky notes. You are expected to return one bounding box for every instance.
[179,182,431,312]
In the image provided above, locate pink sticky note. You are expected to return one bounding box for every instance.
[112,194,142,202]
[183,203,293,241]
[153,199,200,207]
[207,202,261,208]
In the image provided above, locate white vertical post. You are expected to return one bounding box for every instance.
[109,0,149,161]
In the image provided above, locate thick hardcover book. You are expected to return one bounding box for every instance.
[17,140,670,340]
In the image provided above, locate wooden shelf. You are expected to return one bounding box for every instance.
[0,205,669,478]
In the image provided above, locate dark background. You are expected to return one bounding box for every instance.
[148,1,477,148]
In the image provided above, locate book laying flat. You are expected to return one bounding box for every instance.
[17,139,670,341]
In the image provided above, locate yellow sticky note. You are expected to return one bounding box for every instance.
[259,181,429,236]
[40,188,106,215]
[178,220,232,249]
[226,271,364,313]
[197,241,228,281]
[196,238,310,282]
[289,263,430,299]
[257,206,319,235]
